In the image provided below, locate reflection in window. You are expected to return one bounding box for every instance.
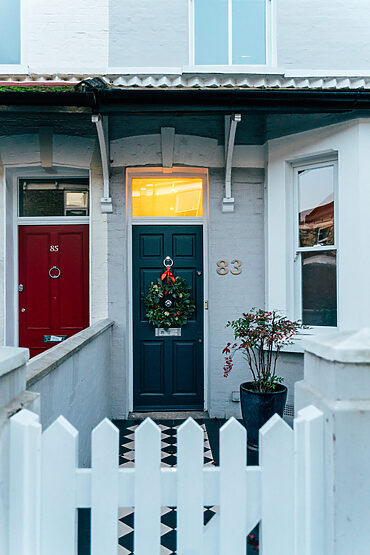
[132,178,203,217]
[194,0,228,65]
[19,179,89,217]
[298,166,334,247]
[296,161,337,327]
[194,0,266,65]
[302,251,337,327]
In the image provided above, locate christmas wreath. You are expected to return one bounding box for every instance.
[144,266,195,330]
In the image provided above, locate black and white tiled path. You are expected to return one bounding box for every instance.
[115,420,217,555]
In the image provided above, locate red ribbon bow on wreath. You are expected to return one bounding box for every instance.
[161,265,175,284]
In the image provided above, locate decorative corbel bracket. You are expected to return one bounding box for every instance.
[222,113,242,213]
[92,114,113,213]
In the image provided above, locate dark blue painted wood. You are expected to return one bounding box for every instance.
[133,225,204,410]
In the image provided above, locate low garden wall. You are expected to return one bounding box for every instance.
[26,319,114,466]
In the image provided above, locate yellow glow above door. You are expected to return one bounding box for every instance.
[132,177,203,217]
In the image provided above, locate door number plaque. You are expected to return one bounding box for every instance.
[155,328,182,337]
[216,259,242,275]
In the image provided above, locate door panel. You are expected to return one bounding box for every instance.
[133,225,204,410]
[172,341,197,394]
[18,225,89,358]
[140,341,165,394]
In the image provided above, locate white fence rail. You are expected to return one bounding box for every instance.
[9,406,324,555]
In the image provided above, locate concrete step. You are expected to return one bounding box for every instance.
[128,410,209,420]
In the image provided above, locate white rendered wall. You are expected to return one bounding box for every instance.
[266,119,370,333]
[296,330,370,554]
[27,321,113,466]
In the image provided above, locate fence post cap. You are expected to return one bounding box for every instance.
[304,328,370,364]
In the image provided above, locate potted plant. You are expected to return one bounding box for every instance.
[223,308,306,448]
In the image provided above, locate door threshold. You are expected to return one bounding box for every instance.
[129,410,209,420]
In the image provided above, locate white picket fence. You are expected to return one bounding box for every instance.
[8,405,325,555]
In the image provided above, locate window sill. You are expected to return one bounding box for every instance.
[265,327,338,355]
[0,64,28,74]
[182,65,282,74]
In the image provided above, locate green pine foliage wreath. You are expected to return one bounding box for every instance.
[144,276,195,330]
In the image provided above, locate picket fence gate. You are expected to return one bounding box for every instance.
[9,405,325,555]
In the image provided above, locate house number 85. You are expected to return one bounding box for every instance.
[216,259,242,275]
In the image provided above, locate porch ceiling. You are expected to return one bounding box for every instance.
[0,112,96,137]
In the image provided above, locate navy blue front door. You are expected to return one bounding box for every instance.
[133,225,204,410]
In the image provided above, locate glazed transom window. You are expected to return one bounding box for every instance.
[132,178,203,217]
[19,179,89,217]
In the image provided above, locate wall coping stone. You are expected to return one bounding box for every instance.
[26,319,114,387]
[304,328,370,364]
[0,347,29,378]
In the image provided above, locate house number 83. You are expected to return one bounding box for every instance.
[216,259,242,275]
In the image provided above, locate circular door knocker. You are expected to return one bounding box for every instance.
[163,256,174,268]
[49,266,61,279]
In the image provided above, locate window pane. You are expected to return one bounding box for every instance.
[194,0,228,65]
[232,0,266,64]
[0,0,20,64]
[298,165,334,248]
[302,250,337,327]
[132,178,203,217]
[19,179,89,217]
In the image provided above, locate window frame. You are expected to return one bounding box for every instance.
[292,158,339,328]
[188,0,276,68]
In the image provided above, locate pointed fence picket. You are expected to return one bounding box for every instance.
[177,418,204,554]
[9,409,41,555]
[219,418,247,553]
[8,406,325,555]
[40,416,79,555]
[259,414,294,555]
[134,418,162,555]
[91,419,119,555]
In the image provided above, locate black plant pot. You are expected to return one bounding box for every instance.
[240,382,288,448]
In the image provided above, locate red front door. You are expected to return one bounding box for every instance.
[18,225,89,358]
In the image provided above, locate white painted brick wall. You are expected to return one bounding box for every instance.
[109,0,189,67]
[277,0,370,70]
[24,0,109,73]
[8,0,370,73]
[108,168,128,418]
[208,168,266,418]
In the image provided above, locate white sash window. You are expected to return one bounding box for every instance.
[294,161,338,327]
[191,0,274,66]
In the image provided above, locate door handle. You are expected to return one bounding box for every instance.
[21,308,26,312]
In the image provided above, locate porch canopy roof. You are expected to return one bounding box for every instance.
[1,72,370,143]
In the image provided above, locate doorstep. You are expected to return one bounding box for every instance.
[128,410,209,420]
